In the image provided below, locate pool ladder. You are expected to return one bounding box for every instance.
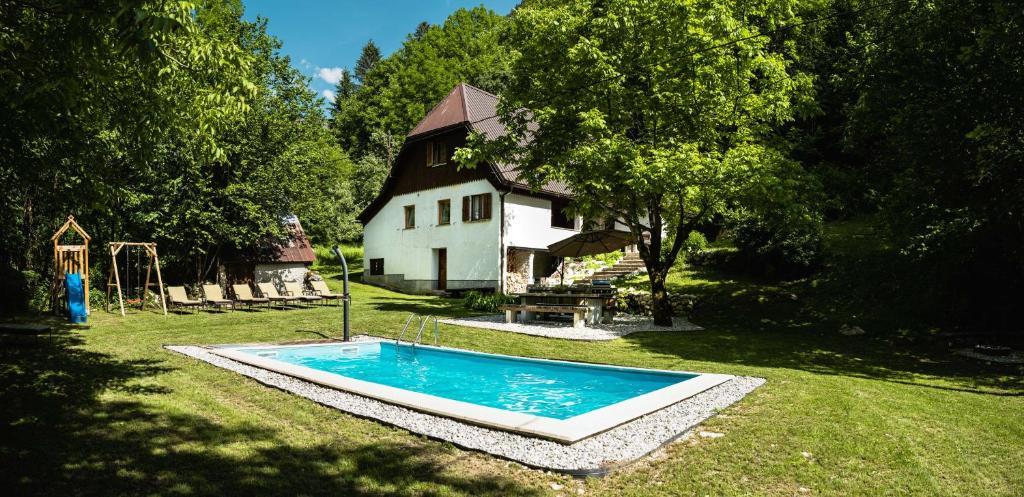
[396,313,439,347]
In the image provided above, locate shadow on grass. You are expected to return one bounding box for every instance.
[622,262,1024,395]
[0,324,542,497]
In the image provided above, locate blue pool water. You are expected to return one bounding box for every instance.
[233,342,697,420]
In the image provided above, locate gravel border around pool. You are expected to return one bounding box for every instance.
[438,314,702,341]
[165,344,763,476]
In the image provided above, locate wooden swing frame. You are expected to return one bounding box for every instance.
[106,242,167,316]
[50,215,91,315]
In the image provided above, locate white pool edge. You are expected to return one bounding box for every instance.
[208,339,732,443]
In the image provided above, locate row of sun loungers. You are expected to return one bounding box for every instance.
[166,281,343,313]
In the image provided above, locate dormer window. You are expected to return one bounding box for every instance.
[426,140,448,167]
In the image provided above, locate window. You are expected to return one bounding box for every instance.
[437,199,451,225]
[426,140,448,167]
[462,193,492,222]
[404,205,415,228]
[369,258,384,276]
[551,199,575,229]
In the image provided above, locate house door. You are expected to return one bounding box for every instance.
[437,248,447,291]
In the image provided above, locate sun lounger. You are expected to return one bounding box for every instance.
[201,284,234,311]
[308,280,343,306]
[284,282,323,306]
[231,284,270,309]
[256,282,301,308]
[167,286,203,313]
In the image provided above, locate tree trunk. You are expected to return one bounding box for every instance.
[649,269,673,326]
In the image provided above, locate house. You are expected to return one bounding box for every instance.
[222,215,317,288]
[358,83,584,294]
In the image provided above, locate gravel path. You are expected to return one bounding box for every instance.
[166,345,762,476]
[438,314,703,341]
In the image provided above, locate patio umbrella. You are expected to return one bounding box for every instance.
[546,230,636,285]
[547,229,636,257]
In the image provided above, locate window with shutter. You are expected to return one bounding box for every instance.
[464,193,492,222]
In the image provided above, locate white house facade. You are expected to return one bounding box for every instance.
[359,83,583,294]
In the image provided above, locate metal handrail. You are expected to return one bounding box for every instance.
[396,313,421,344]
[413,315,439,347]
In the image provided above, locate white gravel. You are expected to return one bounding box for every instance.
[438,314,703,341]
[166,344,762,475]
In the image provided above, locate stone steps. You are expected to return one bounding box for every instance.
[579,253,647,282]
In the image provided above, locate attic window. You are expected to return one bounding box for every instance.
[426,141,448,167]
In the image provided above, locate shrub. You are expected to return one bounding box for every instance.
[731,214,824,279]
[462,290,518,312]
[683,231,709,261]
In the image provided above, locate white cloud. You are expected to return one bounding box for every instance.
[299,58,313,69]
[318,67,344,85]
[322,89,336,102]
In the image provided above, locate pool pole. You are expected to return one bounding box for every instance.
[331,245,351,342]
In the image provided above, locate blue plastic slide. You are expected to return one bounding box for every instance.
[65,272,87,324]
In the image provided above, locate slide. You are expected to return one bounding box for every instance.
[66,272,87,324]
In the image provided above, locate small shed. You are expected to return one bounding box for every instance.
[222,215,316,288]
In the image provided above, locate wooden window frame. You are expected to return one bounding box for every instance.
[404,205,416,229]
[461,193,492,222]
[426,140,448,167]
[437,199,451,225]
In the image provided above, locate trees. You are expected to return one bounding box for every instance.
[0,0,353,305]
[463,0,814,325]
[0,0,255,291]
[354,40,382,84]
[330,6,514,158]
[840,0,1024,329]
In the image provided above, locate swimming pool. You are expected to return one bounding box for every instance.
[210,340,730,442]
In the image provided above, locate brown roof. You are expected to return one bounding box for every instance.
[406,82,571,197]
[225,215,316,264]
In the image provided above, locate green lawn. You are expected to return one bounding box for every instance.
[1,229,1021,496]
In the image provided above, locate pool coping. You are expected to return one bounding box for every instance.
[167,342,764,475]
[206,339,732,443]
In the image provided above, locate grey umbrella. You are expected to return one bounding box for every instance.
[546,230,636,285]
[547,229,636,257]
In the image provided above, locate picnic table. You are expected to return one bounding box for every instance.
[508,291,616,326]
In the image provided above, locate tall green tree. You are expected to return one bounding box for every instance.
[461,0,814,324]
[354,39,382,84]
[0,0,256,306]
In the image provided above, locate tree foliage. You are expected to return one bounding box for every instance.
[329,6,515,159]
[0,0,353,309]
[462,0,816,324]
[845,0,1023,329]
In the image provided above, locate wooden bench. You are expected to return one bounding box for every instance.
[499,304,590,328]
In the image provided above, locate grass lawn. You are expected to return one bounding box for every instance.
[2,229,1022,496]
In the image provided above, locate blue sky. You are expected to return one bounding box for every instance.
[242,1,518,104]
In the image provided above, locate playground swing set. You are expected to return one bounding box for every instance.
[105,242,167,316]
[49,215,168,322]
